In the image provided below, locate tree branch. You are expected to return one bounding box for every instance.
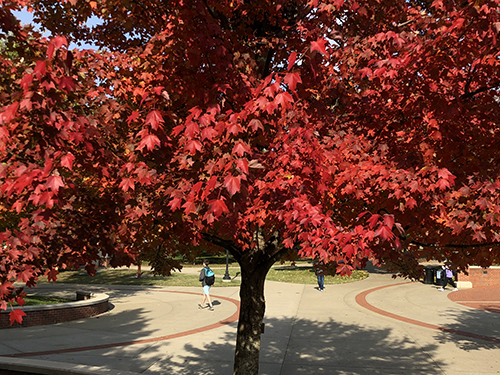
[461,81,500,99]
[410,239,500,249]
[202,233,242,262]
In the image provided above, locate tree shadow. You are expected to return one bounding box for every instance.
[1,284,450,375]
[433,307,500,352]
[146,317,444,375]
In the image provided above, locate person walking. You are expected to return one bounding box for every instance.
[314,260,325,291]
[438,265,458,292]
[199,260,215,311]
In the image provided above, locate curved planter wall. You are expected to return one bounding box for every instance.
[0,293,109,329]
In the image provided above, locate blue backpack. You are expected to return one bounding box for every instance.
[204,267,215,286]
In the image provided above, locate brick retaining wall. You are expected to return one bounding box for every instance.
[458,266,500,288]
[0,293,109,329]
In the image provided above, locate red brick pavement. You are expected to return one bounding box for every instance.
[448,286,500,314]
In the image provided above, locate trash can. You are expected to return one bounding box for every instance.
[424,266,435,284]
[435,267,446,286]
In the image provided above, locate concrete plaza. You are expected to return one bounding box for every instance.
[0,268,499,374]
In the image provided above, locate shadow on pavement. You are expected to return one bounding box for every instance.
[142,317,444,375]
[433,308,500,352]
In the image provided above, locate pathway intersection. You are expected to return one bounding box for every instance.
[0,268,499,374]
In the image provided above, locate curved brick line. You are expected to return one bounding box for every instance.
[355,283,500,344]
[6,291,240,358]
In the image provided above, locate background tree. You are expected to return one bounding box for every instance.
[1,0,500,374]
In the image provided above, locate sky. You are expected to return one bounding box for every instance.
[11,8,100,50]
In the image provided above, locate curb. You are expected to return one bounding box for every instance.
[0,293,109,329]
[0,357,137,375]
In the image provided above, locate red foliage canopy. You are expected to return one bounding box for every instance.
[1,2,500,369]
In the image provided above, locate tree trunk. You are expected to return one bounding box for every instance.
[201,232,288,375]
[233,260,270,375]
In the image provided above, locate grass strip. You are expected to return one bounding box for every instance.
[13,295,71,306]
[39,266,368,287]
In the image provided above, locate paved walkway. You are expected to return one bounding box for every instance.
[0,269,499,375]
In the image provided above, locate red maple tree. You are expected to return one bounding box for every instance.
[1,1,500,373]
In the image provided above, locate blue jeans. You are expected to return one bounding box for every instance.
[317,274,325,290]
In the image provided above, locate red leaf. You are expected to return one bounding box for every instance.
[227,123,243,136]
[9,309,26,325]
[185,119,199,138]
[249,119,264,132]
[47,38,66,63]
[236,159,249,174]
[20,73,33,92]
[182,200,197,214]
[146,110,164,130]
[0,102,19,124]
[375,225,394,241]
[408,181,420,192]
[359,67,372,78]
[475,198,491,210]
[337,263,352,276]
[45,269,59,282]
[15,296,25,306]
[383,215,394,229]
[224,175,240,196]
[34,60,46,80]
[342,244,356,257]
[201,127,218,140]
[438,168,453,180]
[232,141,251,157]
[284,72,302,91]
[45,176,64,192]
[311,38,327,55]
[119,178,135,192]
[127,111,140,125]
[59,76,75,92]
[274,92,293,108]
[405,197,417,209]
[436,179,451,190]
[366,214,380,229]
[168,197,182,211]
[60,153,75,170]
[209,199,229,216]
[18,268,33,282]
[473,231,487,242]
[185,140,202,154]
[53,35,68,49]
[283,237,294,248]
[0,282,13,298]
[138,134,161,151]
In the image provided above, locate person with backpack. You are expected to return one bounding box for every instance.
[199,260,215,311]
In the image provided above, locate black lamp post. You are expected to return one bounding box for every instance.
[223,249,231,281]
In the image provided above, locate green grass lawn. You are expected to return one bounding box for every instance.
[13,295,71,306]
[42,269,236,287]
[268,266,368,284]
[39,265,368,287]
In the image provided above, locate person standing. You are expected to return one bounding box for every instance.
[199,260,214,310]
[314,260,325,292]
